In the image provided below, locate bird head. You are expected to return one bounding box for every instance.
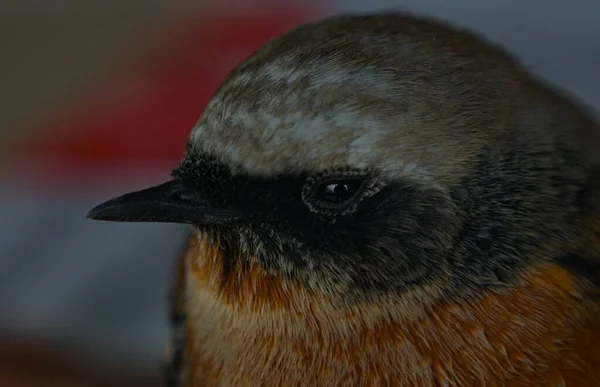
[88,13,600,304]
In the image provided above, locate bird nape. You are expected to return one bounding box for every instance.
[87,11,600,387]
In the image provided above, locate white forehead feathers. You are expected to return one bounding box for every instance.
[189,13,527,181]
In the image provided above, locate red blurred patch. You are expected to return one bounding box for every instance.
[23,8,314,174]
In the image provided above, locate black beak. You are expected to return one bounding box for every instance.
[87,180,239,225]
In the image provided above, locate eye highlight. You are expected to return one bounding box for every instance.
[317,180,362,204]
[301,170,384,218]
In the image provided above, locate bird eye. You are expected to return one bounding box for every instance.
[302,171,381,217]
[317,180,362,203]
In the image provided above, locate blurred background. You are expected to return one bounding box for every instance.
[0,0,598,385]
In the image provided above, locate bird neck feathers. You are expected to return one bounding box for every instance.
[180,233,600,386]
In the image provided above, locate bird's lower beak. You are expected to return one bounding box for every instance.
[87,179,239,225]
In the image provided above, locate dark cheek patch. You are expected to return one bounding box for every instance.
[173,148,458,294]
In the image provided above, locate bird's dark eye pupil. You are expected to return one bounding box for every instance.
[318,180,361,203]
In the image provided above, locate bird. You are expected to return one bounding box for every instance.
[87,11,600,387]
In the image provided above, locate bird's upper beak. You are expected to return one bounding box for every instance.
[87,179,239,225]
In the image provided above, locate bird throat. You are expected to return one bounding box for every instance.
[177,233,600,386]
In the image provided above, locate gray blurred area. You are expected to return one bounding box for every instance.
[0,0,598,382]
[0,184,188,373]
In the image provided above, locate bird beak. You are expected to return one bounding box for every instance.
[87,179,239,225]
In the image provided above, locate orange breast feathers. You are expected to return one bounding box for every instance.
[179,234,600,387]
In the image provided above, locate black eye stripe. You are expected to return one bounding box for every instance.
[172,148,386,222]
[173,150,306,208]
